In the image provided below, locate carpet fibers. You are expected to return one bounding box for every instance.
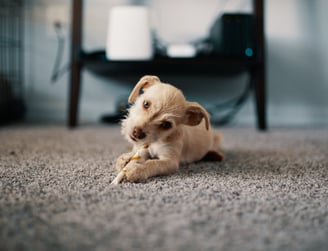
[0,126,327,251]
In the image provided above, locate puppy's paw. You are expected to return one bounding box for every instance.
[125,163,147,183]
[116,152,134,172]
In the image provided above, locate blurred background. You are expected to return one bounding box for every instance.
[1,0,328,127]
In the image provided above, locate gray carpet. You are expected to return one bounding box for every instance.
[0,126,327,251]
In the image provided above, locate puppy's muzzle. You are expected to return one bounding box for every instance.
[131,127,146,141]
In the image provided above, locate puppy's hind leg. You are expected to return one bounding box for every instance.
[201,131,224,161]
[201,151,224,161]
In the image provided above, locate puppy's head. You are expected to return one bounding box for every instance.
[121,75,210,144]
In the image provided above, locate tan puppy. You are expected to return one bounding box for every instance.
[116,75,224,182]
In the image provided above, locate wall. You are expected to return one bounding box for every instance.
[266,0,328,126]
[23,0,328,127]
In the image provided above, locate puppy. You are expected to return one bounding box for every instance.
[116,75,224,182]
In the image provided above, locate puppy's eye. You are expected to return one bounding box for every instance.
[143,100,151,109]
[160,121,172,130]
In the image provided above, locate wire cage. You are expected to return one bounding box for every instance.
[0,0,25,124]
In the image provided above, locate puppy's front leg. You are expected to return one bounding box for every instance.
[125,159,179,182]
[116,152,135,172]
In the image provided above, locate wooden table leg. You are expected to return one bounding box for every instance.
[68,0,83,128]
[253,0,267,130]
[252,65,267,130]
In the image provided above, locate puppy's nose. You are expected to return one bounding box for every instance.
[133,127,146,140]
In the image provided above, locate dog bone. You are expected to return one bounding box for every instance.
[111,145,149,185]
[111,168,127,185]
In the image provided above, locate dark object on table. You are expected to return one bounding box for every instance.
[209,13,255,58]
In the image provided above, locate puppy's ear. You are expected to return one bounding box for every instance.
[183,102,210,130]
[128,75,161,103]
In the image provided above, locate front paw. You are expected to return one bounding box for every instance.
[125,163,147,183]
[116,152,133,172]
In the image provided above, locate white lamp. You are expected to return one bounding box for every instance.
[106,6,154,61]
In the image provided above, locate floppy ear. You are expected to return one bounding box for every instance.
[128,75,161,103]
[183,102,210,130]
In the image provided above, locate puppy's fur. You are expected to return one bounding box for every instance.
[116,75,224,182]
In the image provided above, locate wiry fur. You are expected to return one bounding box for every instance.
[116,75,224,182]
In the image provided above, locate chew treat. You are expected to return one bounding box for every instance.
[111,168,127,185]
[111,145,149,185]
